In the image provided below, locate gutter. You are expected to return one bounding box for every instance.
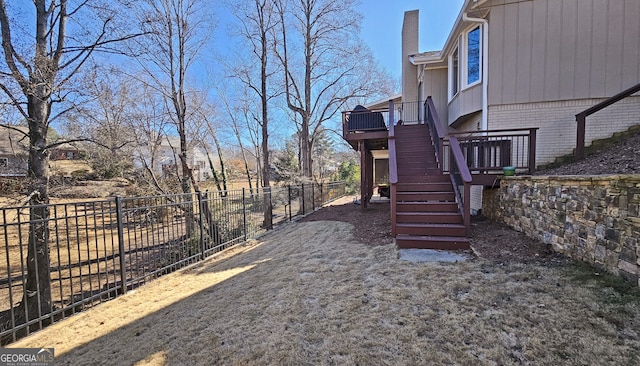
[462,13,488,131]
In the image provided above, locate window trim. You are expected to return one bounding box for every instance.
[448,42,460,101]
[463,25,482,89]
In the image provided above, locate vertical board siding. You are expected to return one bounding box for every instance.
[488,0,639,106]
[425,68,450,125]
[574,0,593,98]
[516,1,533,102]
[559,0,577,100]
[543,0,562,101]
[502,5,519,103]
[529,2,547,101]
[605,0,624,96]
[621,0,639,85]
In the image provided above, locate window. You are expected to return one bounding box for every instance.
[0,158,7,168]
[450,46,459,98]
[466,26,481,85]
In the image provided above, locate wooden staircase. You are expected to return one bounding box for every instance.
[393,124,470,250]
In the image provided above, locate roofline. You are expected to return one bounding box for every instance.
[440,0,489,55]
[364,94,402,109]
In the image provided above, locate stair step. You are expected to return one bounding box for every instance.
[396,212,463,224]
[396,202,459,212]
[396,182,454,192]
[395,235,470,250]
[396,191,455,201]
[397,175,449,183]
[396,223,467,236]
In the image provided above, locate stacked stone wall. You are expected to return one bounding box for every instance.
[484,175,640,285]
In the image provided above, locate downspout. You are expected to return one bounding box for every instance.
[463,13,488,131]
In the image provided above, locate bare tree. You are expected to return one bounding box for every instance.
[225,0,281,228]
[189,98,229,195]
[0,0,144,322]
[66,69,137,178]
[130,0,213,196]
[274,0,388,178]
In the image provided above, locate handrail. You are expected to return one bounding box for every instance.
[575,82,640,159]
[425,97,446,167]
[449,137,473,184]
[426,97,447,139]
[449,136,472,236]
[425,96,472,237]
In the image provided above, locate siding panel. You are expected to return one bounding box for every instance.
[622,0,640,86]
[488,7,505,105]
[559,0,577,99]
[589,0,608,96]
[529,0,547,102]
[574,0,593,98]
[605,0,625,95]
[543,0,562,100]
[501,4,519,104]
[515,1,533,103]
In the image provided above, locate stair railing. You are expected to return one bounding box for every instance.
[388,99,398,236]
[425,97,446,168]
[575,82,640,159]
[425,97,472,236]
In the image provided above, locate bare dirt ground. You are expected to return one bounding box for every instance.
[9,196,640,365]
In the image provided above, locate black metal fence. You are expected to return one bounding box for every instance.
[0,181,346,344]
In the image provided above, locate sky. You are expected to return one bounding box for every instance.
[356,0,466,80]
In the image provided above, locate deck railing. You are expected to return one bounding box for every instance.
[443,128,538,175]
[575,82,640,160]
[342,107,391,136]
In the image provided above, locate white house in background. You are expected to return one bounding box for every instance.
[0,126,28,177]
[403,0,640,166]
[134,135,212,182]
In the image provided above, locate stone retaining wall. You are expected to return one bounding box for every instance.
[483,175,640,285]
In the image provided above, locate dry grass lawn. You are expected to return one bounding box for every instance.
[7,198,640,365]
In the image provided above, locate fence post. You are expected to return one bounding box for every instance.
[115,196,127,295]
[301,184,305,215]
[311,184,315,211]
[197,191,206,260]
[529,128,537,173]
[242,188,247,241]
[320,183,324,205]
[288,185,292,221]
[576,114,586,160]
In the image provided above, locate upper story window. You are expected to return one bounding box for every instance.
[466,26,481,85]
[449,26,483,101]
[449,46,459,99]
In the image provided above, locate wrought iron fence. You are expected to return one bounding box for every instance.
[0,181,346,344]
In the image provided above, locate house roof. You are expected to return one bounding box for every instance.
[364,94,402,110]
[0,126,29,156]
[409,0,489,67]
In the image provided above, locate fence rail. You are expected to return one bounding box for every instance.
[0,181,346,344]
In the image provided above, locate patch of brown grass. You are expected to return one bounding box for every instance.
[8,215,640,365]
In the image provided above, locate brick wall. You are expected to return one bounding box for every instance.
[488,96,640,165]
[484,175,640,285]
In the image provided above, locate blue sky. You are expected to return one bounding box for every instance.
[357,0,465,79]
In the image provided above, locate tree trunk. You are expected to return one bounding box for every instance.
[22,96,52,322]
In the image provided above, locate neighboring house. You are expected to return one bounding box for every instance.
[134,135,213,182]
[404,0,640,165]
[0,126,29,177]
[50,142,84,160]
